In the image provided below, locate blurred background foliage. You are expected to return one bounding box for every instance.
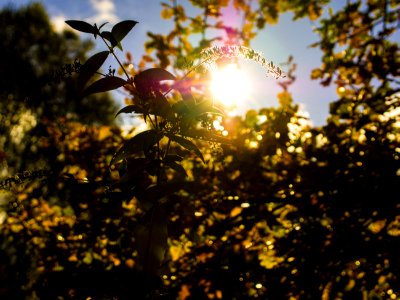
[0,3,117,173]
[1,0,400,299]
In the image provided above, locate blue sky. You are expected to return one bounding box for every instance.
[1,0,347,126]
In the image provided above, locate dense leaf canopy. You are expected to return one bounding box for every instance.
[0,1,399,299]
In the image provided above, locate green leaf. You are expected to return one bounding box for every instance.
[111,130,163,165]
[115,105,144,117]
[172,101,190,115]
[112,20,138,44]
[78,51,109,90]
[195,100,225,116]
[167,134,205,163]
[82,76,126,97]
[65,20,96,34]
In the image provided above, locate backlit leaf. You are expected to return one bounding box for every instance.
[111,129,163,165]
[134,68,176,95]
[115,105,144,117]
[135,68,176,84]
[112,20,138,50]
[65,20,96,34]
[78,51,109,90]
[164,155,183,162]
[183,128,230,144]
[101,31,117,47]
[82,76,126,97]
[167,134,204,163]
[164,160,187,176]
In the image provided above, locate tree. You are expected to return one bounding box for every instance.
[0,3,117,173]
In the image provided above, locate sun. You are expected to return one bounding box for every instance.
[210,63,251,107]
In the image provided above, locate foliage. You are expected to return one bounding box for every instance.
[0,3,117,174]
[0,1,400,299]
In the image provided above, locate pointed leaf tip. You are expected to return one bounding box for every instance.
[115,105,144,118]
[78,51,109,90]
[65,20,96,34]
[82,76,126,97]
[112,20,138,44]
[167,134,205,163]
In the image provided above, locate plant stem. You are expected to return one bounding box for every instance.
[98,32,131,80]
[155,115,161,186]
[164,138,171,159]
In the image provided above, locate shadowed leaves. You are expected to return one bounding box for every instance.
[82,76,127,97]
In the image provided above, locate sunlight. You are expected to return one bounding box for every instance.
[210,63,251,107]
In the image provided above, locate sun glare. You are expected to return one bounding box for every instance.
[210,63,251,107]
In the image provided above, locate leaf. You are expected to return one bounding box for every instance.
[164,155,183,162]
[230,207,243,218]
[164,160,187,177]
[167,134,205,163]
[174,80,196,102]
[118,158,148,185]
[82,76,126,97]
[65,20,96,34]
[172,101,190,115]
[135,68,176,95]
[143,182,186,201]
[194,100,225,116]
[112,20,138,45]
[151,95,174,120]
[115,105,144,117]
[98,22,108,31]
[101,31,117,47]
[135,68,176,84]
[111,130,163,165]
[78,51,109,90]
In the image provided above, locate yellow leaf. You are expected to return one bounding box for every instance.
[277,91,292,107]
[178,284,191,300]
[230,207,243,218]
[68,254,78,262]
[259,250,284,269]
[161,7,173,19]
[83,252,93,264]
[368,220,386,234]
[345,279,356,291]
[10,223,24,233]
[170,243,183,262]
[98,126,112,141]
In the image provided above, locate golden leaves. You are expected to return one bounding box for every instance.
[368,219,386,234]
[258,249,284,269]
[230,206,242,218]
[277,91,292,107]
[178,284,191,300]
